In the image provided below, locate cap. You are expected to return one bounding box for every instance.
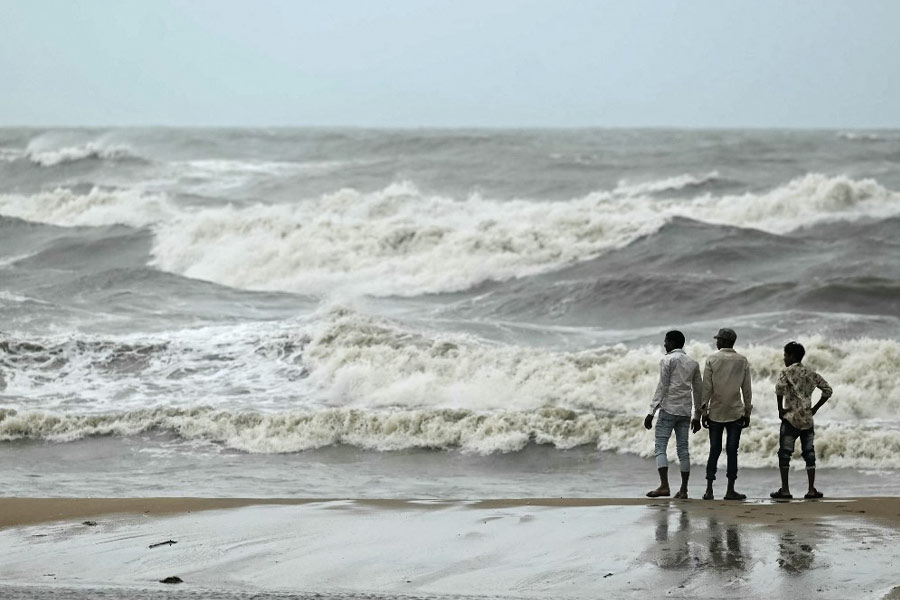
[713,328,737,342]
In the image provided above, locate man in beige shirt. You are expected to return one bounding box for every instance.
[700,328,752,500]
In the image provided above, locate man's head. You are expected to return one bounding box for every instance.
[783,341,805,366]
[713,327,737,349]
[664,330,685,353]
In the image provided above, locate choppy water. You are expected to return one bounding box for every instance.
[1,128,899,495]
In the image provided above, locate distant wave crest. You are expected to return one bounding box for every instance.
[150,174,900,296]
[26,141,140,167]
[0,187,176,228]
[1,174,897,297]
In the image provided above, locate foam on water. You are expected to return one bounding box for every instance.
[0,187,176,228]
[2,309,900,466]
[25,141,137,167]
[1,175,896,297]
[150,174,900,297]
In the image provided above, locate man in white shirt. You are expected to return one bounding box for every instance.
[644,330,702,498]
[700,328,752,501]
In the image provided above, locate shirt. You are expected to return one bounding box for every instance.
[701,348,752,423]
[648,348,702,419]
[775,363,832,430]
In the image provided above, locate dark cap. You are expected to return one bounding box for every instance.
[713,328,737,342]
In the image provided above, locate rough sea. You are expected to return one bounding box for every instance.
[1,128,899,498]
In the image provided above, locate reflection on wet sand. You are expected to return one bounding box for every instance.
[649,506,749,572]
[653,506,692,569]
[706,516,747,571]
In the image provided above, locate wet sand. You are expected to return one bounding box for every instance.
[2,495,900,530]
[1,497,899,599]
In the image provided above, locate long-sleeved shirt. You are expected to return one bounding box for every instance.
[701,348,752,423]
[648,348,702,419]
[775,363,832,430]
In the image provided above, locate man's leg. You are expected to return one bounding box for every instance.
[775,421,798,498]
[704,420,725,500]
[724,420,745,500]
[800,428,820,498]
[648,411,675,497]
[673,416,691,499]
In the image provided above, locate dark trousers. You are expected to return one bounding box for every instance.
[778,420,815,469]
[706,418,743,481]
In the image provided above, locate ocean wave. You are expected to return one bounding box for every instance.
[25,141,140,167]
[837,132,886,142]
[613,171,722,196]
[0,187,176,228]
[1,405,898,468]
[149,180,663,297]
[4,309,900,425]
[1,175,897,297]
[0,148,23,162]
[150,174,900,296]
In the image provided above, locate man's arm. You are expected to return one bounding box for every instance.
[691,363,702,420]
[812,373,833,415]
[774,370,787,420]
[646,358,672,429]
[741,360,752,417]
[700,359,713,427]
[691,363,702,432]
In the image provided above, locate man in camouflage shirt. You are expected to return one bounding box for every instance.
[770,341,833,500]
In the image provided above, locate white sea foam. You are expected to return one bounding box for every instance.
[837,132,885,142]
[149,180,663,297]
[1,175,897,296]
[0,187,176,228]
[614,171,721,196]
[26,141,136,167]
[1,406,898,468]
[150,174,900,296]
[0,148,23,162]
[2,310,900,466]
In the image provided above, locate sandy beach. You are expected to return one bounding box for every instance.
[1,496,899,599]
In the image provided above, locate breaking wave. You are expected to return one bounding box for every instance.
[0,187,176,228]
[1,175,897,297]
[26,141,140,167]
[149,174,900,297]
[2,309,900,463]
[1,405,898,469]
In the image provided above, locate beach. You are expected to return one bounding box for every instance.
[1,496,899,599]
[3,127,900,598]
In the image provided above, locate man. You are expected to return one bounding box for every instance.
[770,341,833,500]
[700,328,752,500]
[644,330,702,499]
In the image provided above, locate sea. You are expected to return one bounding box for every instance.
[1,128,899,499]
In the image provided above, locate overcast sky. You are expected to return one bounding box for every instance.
[1,0,898,127]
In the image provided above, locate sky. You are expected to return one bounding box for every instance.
[1,0,899,128]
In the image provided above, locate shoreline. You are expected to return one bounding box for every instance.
[2,496,899,530]
[3,496,900,598]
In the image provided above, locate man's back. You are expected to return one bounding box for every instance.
[702,348,752,423]
[650,349,702,418]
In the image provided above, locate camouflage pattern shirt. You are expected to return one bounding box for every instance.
[775,363,832,430]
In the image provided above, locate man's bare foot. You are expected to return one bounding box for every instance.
[673,489,689,499]
[724,491,747,500]
[646,487,671,498]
